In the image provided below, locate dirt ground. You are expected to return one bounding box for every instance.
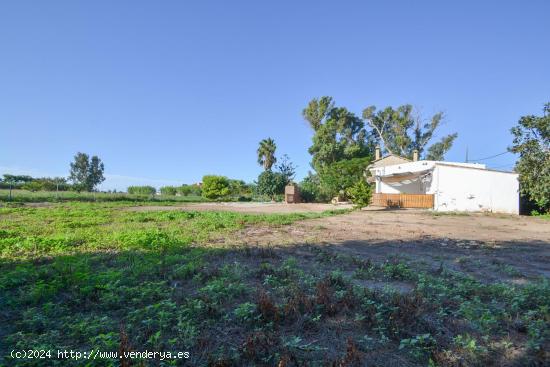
[214,206,550,283]
[132,202,548,242]
[132,203,550,282]
[129,202,354,213]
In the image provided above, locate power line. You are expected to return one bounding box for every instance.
[468,151,510,162]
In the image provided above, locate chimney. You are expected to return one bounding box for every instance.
[413,149,419,161]
[375,146,381,160]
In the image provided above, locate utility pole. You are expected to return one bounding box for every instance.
[465,147,469,163]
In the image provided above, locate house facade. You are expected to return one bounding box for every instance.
[369,159,519,214]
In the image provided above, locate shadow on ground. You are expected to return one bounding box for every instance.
[1,235,549,367]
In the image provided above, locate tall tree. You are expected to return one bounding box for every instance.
[276,154,296,184]
[302,96,334,131]
[426,133,459,161]
[303,97,371,172]
[362,104,456,160]
[69,152,105,191]
[509,103,550,212]
[257,138,277,171]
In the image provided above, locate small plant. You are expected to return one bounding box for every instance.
[399,333,436,359]
[347,179,373,208]
[453,334,487,355]
[234,302,257,323]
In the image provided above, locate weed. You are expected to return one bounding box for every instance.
[399,333,436,359]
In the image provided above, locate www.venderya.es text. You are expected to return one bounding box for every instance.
[11,349,190,361]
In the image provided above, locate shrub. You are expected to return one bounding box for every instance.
[201,175,230,200]
[21,181,43,192]
[347,179,372,208]
[256,171,286,201]
[178,184,202,196]
[127,186,156,195]
[229,179,252,197]
[319,157,371,200]
[299,173,329,203]
[159,186,178,196]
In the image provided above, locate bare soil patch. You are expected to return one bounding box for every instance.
[221,209,550,282]
[128,202,354,214]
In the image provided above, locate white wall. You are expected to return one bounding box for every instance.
[432,164,519,214]
[373,160,519,214]
[379,178,423,194]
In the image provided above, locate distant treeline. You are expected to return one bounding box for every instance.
[0,174,72,191]
[131,179,254,198]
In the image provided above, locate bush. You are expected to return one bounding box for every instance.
[299,173,328,203]
[21,181,44,192]
[229,179,252,197]
[319,157,370,200]
[159,186,178,196]
[202,175,230,200]
[256,171,286,201]
[347,179,372,208]
[178,184,202,197]
[127,186,156,195]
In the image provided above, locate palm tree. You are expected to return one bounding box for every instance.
[257,138,277,171]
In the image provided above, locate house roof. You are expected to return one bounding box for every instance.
[372,160,518,180]
[366,154,411,182]
[367,154,411,169]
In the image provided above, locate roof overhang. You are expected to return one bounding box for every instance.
[376,169,432,181]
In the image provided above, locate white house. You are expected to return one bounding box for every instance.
[368,152,519,214]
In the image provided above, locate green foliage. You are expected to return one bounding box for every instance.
[1,175,70,191]
[303,97,371,172]
[318,157,371,199]
[399,334,435,359]
[68,152,105,192]
[1,202,547,366]
[127,186,156,195]
[509,102,550,212]
[363,104,456,160]
[228,179,252,197]
[159,186,178,196]
[453,334,487,355]
[257,138,277,171]
[234,302,257,322]
[0,189,206,203]
[276,154,297,183]
[20,181,43,192]
[1,174,33,186]
[347,179,373,208]
[177,184,202,197]
[426,133,458,160]
[299,173,326,203]
[256,170,286,200]
[202,175,231,200]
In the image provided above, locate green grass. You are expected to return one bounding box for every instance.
[0,202,349,259]
[0,189,207,203]
[0,202,548,366]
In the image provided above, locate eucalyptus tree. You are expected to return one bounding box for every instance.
[362,104,457,160]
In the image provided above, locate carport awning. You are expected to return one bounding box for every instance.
[376,169,432,183]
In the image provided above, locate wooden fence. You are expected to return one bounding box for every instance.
[371,193,434,209]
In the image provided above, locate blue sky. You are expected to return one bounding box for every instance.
[1,1,548,191]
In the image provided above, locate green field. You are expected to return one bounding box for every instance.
[0,189,207,203]
[0,202,548,366]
